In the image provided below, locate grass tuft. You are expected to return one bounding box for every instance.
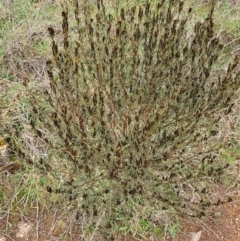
[1,0,240,240]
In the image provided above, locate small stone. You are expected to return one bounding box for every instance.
[16,221,32,238]
[190,231,202,241]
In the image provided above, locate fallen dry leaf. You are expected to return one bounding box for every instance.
[0,137,8,156]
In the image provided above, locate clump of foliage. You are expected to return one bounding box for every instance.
[18,0,240,238]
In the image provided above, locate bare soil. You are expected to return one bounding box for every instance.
[175,193,240,241]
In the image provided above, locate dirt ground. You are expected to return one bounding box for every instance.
[0,192,240,241]
[175,193,240,241]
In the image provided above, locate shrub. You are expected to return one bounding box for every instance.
[18,0,240,238]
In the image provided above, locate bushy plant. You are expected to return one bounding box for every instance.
[18,0,240,238]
